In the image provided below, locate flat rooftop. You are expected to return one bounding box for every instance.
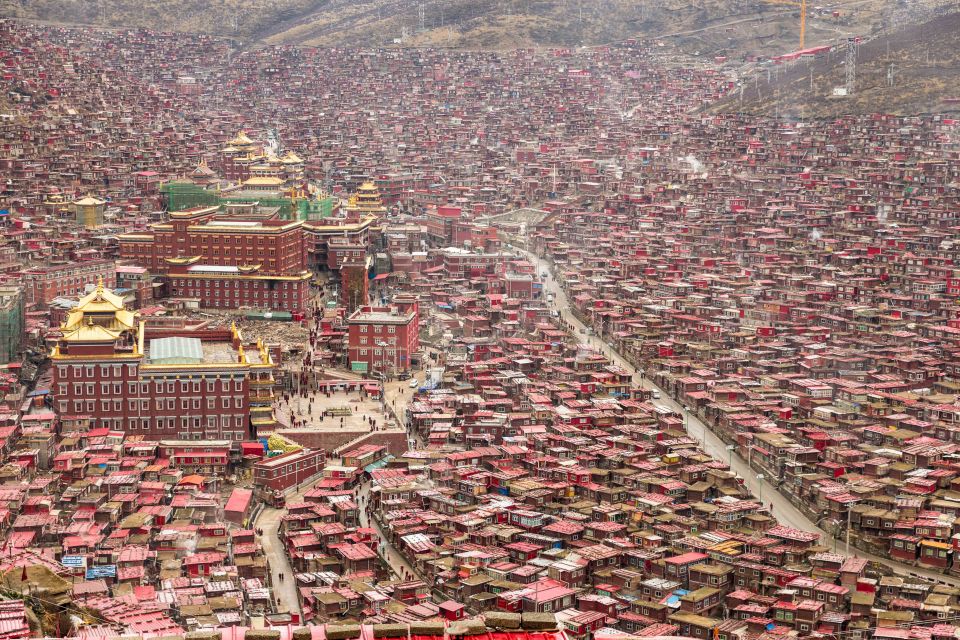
[145,336,264,366]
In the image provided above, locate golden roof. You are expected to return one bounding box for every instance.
[61,322,122,343]
[192,158,215,176]
[75,277,125,311]
[282,151,303,164]
[229,131,254,146]
[164,255,202,265]
[62,278,137,332]
[243,177,284,186]
[74,195,106,206]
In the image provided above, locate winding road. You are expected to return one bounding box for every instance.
[254,247,960,618]
[523,246,960,588]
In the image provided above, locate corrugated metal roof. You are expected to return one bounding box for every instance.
[149,336,203,364]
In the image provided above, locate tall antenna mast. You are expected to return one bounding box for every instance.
[419,3,426,31]
[845,38,857,95]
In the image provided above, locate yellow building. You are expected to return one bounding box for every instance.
[344,181,387,217]
[50,278,278,437]
[73,195,106,228]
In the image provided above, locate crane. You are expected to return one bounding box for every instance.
[763,0,808,50]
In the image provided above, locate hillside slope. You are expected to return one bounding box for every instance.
[0,0,947,54]
[708,10,960,118]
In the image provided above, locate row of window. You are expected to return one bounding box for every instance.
[257,459,322,478]
[60,397,244,413]
[356,336,398,346]
[61,411,246,437]
[357,325,397,334]
[59,378,244,396]
[172,279,300,289]
[58,364,137,379]
[61,379,245,397]
[175,288,297,300]
[209,247,279,256]
[176,432,244,441]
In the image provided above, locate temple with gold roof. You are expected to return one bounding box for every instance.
[343,181,387,219]
[51,278,277,440]
[221,130,264,182]
[159,132,337,221]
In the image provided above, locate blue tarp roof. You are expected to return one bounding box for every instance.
[86,565,116,579]
[365,455,394,474]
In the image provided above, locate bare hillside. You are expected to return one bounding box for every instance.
[0,0,948,55]
[708,10,960,117]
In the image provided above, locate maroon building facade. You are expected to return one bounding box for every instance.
[253,448,326,494]
[347,302,420,375]
[117,206,311,313]
[51,282,278,441]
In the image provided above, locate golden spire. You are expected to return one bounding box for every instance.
[95,276,105,299]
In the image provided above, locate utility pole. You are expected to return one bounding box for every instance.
[418,3,426,32]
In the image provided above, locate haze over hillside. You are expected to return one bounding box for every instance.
[0,0,949,55]
[708,10,960,117]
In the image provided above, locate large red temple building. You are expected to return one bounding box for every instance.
[117,205,311,313]
[50,280,277,441]
[346,298,419,375]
